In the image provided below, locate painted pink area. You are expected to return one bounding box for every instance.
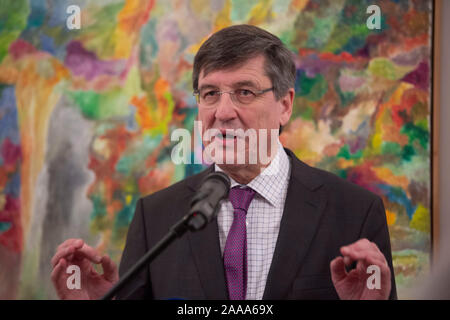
[346,163,383,195]
[8,39,37,60]
[299,54,335,77]
[402,61,429,90]
[348,135,368,154]
[338,74,366,92]
[64,41,126,81]
[1,138,21,167]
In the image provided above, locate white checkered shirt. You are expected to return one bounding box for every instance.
[215,141,291,300]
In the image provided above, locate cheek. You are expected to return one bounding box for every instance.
[197,110,214,128]
[197,110,214,144]
[245,108,280,129]
[266,104,284,128]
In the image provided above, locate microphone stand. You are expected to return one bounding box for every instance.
[101,194,213,300]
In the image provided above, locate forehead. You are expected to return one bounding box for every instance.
[198,55,271,87]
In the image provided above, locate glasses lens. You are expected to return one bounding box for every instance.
[235,89,256,104]
[200,90,219,106]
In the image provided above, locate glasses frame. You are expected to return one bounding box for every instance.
[193,87,274,107]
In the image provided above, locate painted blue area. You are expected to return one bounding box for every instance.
[126,104,138,132]
[47,0,70,27]
[340,36,367,55]
[0,86,20,145]
[26,0,47,29]
[40,34,56,55]
[4,171,21,198]
[21,0,83,60]
[113,196,138,231]
[0,222,12,234]
[185,162,207,177]
[140,19,159,62]
[377,184,416,219]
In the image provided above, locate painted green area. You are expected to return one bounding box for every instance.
[80,2,125,58]
[306,16,339,49]
[410,204,430,233]
[230,0,258,21]
[69,89,130,120]
[297,72,328,101]
[90,194,110,232]
[368,58,411,81]
[0,0,30,62]
[381,141,402,156]
[336,169,347,179]
[116,135,163,176]
[401,122,429,149]
[337,144,362,160]
[401,144,415,162]
[300,105,314,120]
[335,82,355,107]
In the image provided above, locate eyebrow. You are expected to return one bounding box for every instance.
[233,80,259,89]
[198,84,219,92]
[198,80,260,92]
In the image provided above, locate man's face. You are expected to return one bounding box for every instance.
[197,55,293,169]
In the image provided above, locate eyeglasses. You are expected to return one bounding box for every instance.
[193,87,274,108]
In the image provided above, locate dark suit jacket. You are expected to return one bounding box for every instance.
[116,148,397,300]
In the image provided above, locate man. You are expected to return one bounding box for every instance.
[51,24,397,300]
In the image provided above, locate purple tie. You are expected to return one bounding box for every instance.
[223,186,256,300]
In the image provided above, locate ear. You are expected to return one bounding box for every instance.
[279,88,294,126]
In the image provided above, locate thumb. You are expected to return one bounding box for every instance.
[330,256,347,283]
[100,255,119,283]
[51,258,70,299]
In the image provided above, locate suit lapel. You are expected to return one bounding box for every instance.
[185,166,228,299]
[263,149,327,299]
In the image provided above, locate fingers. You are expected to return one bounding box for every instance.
[340,238,388,269]
[51,258,67,284]
[341,247,386,268]
[52,239,84,267]
[100,255,119,283]
[52,239,101,268]
[52,245,77,267]
[330,256,347,283]
[51,258,69,299]
[74,245,103,264]
[56,238,84,253]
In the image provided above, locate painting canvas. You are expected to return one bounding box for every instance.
[0,0,433,299]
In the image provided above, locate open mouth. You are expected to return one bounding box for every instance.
[213,130,240,147]
[216,132,237,140]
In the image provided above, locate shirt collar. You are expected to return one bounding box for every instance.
[215,140,291,207]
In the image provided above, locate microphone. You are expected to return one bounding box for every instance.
[186,171,231,231]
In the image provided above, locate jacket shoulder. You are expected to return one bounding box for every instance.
[140,166,211,206]
[286,148,381,206]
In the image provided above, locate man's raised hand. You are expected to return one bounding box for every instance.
[330,238,391,300]
[51,239,118,300]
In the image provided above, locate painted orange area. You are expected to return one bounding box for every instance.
[114,0,155,58]
[373,167,409,191]
[386,209,397,226]
[132,78,174,134]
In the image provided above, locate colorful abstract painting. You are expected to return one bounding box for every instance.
[0,0,432,299]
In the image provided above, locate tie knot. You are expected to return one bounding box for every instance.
[228,186,256,214]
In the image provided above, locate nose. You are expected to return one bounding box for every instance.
[214,92,238,122]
